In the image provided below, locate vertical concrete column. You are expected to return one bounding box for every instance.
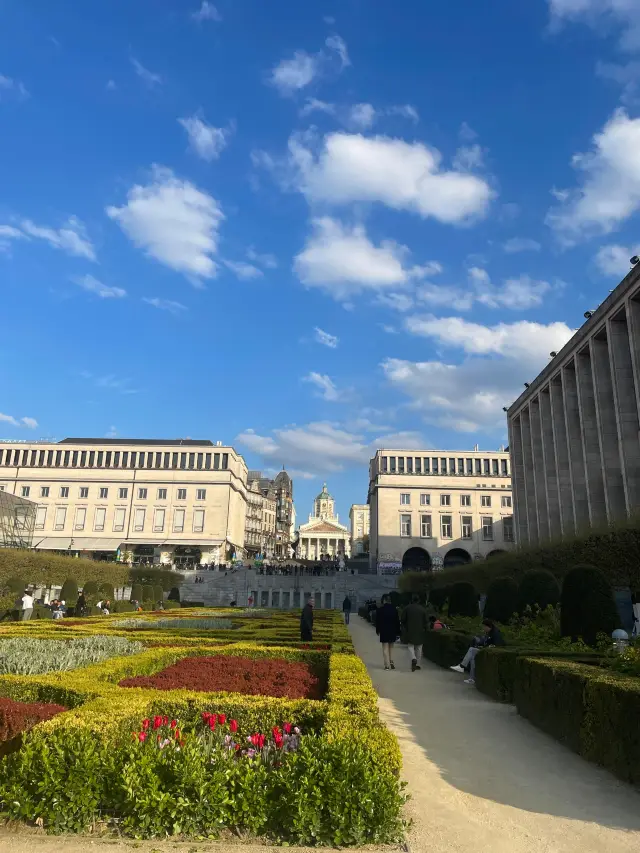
[576,347,608,525]
[608,311,640,512]
[508,415,528,545]
[549,374,576,537]
[539,387,562,540]
[591,335,626,520]
[561,362,590,529]
[529,397,550,541]
[626,296,640,417]
[520,406,539,544]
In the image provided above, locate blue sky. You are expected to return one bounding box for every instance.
[2,0,640,521]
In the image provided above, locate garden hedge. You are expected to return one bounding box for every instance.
[0,550,128,589]
[560,565,620,645]
[483,577,518,624]
[422,629,473,669]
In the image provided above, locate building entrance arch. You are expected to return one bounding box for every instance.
[402,547,431,572]
[487,549,506,560]
[444,548,472,568]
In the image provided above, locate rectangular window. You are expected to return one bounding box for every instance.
[482,517,494,540]
[400,514,412,537]
[466,458,473,475]
[71,450,78,467]
[420,494,431,506]
[196,488,206,500]
[180,452,187,469]
[40,486,49,498]
[432,458,438,474]
[138,487,147,499]
[147,453,153,469]
[97,451,103,467]
[458,458,465,475]
[441,458,447,474]
[55,450,62,466]
[155,452,162,469]
[492,459,499,476]
[204,452,211,469]
[193,508,205,533]
[54,506,67,530]
[440,494,451,506]
[157,488,167,500]
[449,457,456,474]
[462,516,472,539]
[39,450,46,466]
[134,508,145,532]
[406,457,413,474]
[420,514,432,538]
[63,450,70,467]
[475,459,482,475]
[137,452,145,468]
[164,452,170,469]
[105,451,112,468]
[400,493,411,505]
[398,456,405,474]
[177,488,187,501]
[89,450,95,467]
[501,459,508,476]
[114,451,120,467]
[60,486,69,498]
[461,494,471,507]
[21,486,30,497]
[79,486,89,499]
[173,508,185,533]
[483,459,490,476]
[222,453,229,469]
[481,495,492,507]
[153,508,165,532]
[99,487,108,499]
[122,452,129,467]
[503,516,515,542]
[74,507,86,531]
[113,507,126,532]
[389,456,396,473]
[94,507,106,532]
[382,456,389,473]
[441,515,453,539]
[188,452,195,469]
[501,495,512,508]
[196,452,203,470]
[130,452,137,468]
[415,457,421,474]
[35,506,46,530]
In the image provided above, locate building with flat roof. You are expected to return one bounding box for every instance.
[368,448,515,573]
[0,438,247,566]
[508,262,640,545]
[349,504,370,556]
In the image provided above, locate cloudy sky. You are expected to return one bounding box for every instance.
[1,0,639,520]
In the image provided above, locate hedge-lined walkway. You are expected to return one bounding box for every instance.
[349,619,640,853]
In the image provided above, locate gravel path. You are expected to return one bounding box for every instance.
[349,618,640,853]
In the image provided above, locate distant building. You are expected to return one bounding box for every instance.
[297,483,350,560]
[246,468,294,558]
[0,490,36,549]
[245,476,277,558]
[368,448,515,572]
[349,504,370,556]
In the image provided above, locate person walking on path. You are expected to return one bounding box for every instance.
[300,599,314,642]
[402,594,430,672]
[342,595,352,625]
[20,589,34,622]
[376,594,401,670]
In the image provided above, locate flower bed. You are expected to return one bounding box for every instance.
[0,636,145,675]
[111,617,234,630]
[119,654,325,700]
[0,696,67,742]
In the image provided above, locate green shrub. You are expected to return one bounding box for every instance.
[130,584,143,603]
[167,586,180,602]
[60,578,79,607]
[428,586,451,612]
[99,582,115,601]
[142,600,154,611]
[561,565,620,645]
[448,582,478,617]
[82,581,99,598]
[33,604,53,621]
[422,630,473,668]
[113,601,135,614]
[163,600,180,610]
[484,577,518,624]
[4,577,26,595]
[0,549,128,590]
[517,569,560,613]
[128,567,184,592]
[142,584,154,602]
[152,584,164,604]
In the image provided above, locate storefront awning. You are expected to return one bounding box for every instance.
[158,539,223,547]
[33,537,123,551]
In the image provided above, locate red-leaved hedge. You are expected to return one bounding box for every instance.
[0,697,68,742]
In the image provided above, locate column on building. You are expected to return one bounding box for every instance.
[549,373,577,537]
[529,396,550,542]
[538,387,562,541]
[576,347,608,525]
[608,308,640,511]
[562,360,591,529]
[520,406,539,545]
[591,334,626,519]
[509,411,528,545]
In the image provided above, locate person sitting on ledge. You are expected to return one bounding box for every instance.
[429,615,446,631]
[450,618,505,685]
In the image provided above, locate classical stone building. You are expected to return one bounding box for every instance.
[244,477,277,558]
[368,448,515,572]
[297,484,351,560]
[0,438,247,566]
[349,504,370,556]
[508,263,640,545]
[247,468,294,558]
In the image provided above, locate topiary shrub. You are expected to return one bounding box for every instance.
[561,564,620,646]
[82,581,99,598]
[142,600,154,611]
[130,583,143,603]
[448,582,478,617]
[60,578,78,607]
[142,584,154,602]
[167,586,181,602]
[99,582,115,601]
[517,569,560,613]
[153,584,164,604]
[113,601,135,613]
[428,586,451,612]
[484,577,519,624]
[163,600,180,609]
[4,577,26,595]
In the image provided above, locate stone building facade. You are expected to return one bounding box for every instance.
[349,504,370,556]
[297,484,351,560]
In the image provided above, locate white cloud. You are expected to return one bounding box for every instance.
[549,0,640,50]
[376,292,415,312]
[106,79,117,91]
[459,122,478,142]
[294,217,435,299]
[16,217,96,260]
[413,268,553,312]
[314,327,338,348]
[131,58,162,87]
[348,103,377,130]
[106,166,223,282]
[178,115,230,161]
[0,74,29,100]
[0,413,19,427]
[597,60,640,105]
[105,425,118,438]
[73,274,126,299]
[142,297,187,314]
[0,412,37,429]
[452,144,485,171]
[503,237,542,253]
[246,247,278,268]
[325,34,350,68]
[417,283,475,312]
[594,243,639,275]
[547,110,640,242]
[222,259,263,280]
[286,132,493,223]
[300,98,336,117]
[270,51,319,94]
[388,104,419,122]
[191,1,221,22]
[21,417,38,429]
[304,372,341,401]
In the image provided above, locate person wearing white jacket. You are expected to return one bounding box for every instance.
[20,589,34,621]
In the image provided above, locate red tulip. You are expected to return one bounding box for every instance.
[153,715,163,730]
[208,717,216,731]
[142,719,150,731]
[138,732,147,743]
[170,719,177,729]
[218,714,226,725]
[174,728,181,740]
[283,722,292,735]
[163,716,169,726]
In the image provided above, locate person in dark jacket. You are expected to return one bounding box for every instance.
[342,595,352,625]
[300,599,314,641]
[402,594,429,672]
[375,594,401,670]
[76,592,87,618]
[450,618,505,685]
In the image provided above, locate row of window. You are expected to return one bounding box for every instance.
[381,455,509,477]
[35,505,206,534]
[399,513,515,542]
[0,447,229,471]
[400,493,512,508]
[21,485,207,501]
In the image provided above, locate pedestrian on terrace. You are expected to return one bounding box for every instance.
[342,595,352,625]
[300,598,314,642]
[402,594,429,672]
[375,594,400,671]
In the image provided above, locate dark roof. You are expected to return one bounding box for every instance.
[58,438,215,447]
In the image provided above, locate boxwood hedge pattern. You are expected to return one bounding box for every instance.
[0,608,404,844]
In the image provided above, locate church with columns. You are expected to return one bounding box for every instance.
[296,484,351,560]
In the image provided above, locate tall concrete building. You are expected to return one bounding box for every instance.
[508,266,640,545]
[0,438,247,566]
[368,448,515,572]
[349,504,370,556]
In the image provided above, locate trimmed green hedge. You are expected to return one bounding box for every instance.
[422,630,473,669]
